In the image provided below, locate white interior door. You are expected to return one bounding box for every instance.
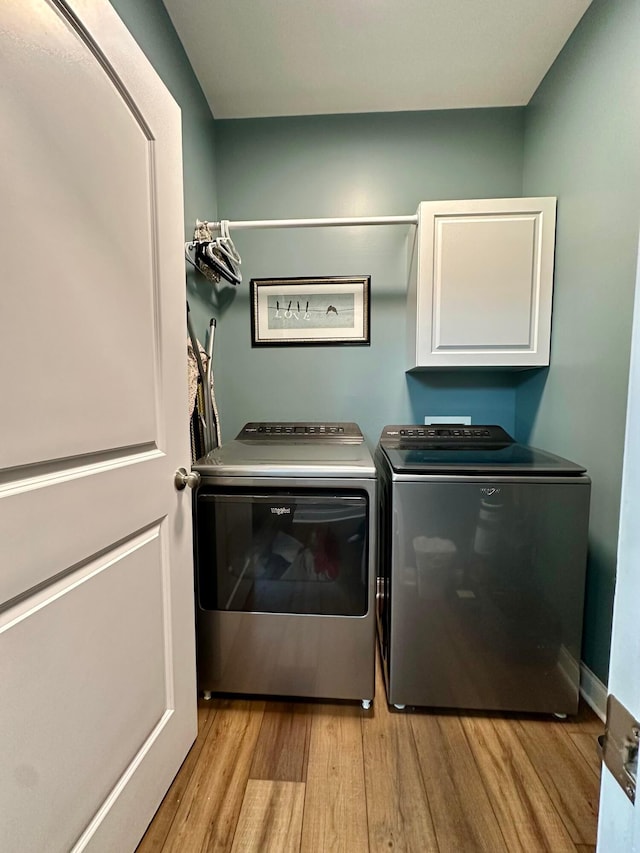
[0,2,197,851]
[596,233,640,851]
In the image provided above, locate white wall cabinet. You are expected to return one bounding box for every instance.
[407,197,557,369]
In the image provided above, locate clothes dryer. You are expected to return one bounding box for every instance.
[193,422,376,708]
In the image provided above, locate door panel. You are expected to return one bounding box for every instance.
[1,453,167,605]
[2,0,158,469]
[1,529,168,852]
[435,215,536,347]
[0,2,196,851]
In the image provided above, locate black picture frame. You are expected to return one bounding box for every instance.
[250,275,371,347]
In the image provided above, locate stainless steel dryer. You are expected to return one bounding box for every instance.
[376,424,591,715]
[193,422,376,708]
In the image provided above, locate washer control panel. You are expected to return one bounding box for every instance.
[380,424,513,446]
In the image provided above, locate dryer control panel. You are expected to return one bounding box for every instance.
[238,422,363,443]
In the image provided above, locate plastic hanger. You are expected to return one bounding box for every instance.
[184,220,242,286]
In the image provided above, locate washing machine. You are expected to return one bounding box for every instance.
[376,424,591,715]
[192,422,376,708]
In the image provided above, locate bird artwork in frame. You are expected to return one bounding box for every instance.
[250,275,371,346]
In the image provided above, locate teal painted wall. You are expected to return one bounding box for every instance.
[108,0,637,683]
[107,0,218,337]
[212,110,525,444]
[521,0,640,681]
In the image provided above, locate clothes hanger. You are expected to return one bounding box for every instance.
[218,220,242,266]
[212,220,242,283]
[203,241,241,285]
[185,240,220,282]
[184,220,242,286]
[186,238,234,284]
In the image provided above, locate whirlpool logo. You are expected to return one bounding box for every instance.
[481,487,502,496]
[270,506,291,515]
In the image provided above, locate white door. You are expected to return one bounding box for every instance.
[0,2,197,851]
[596,232,640,851]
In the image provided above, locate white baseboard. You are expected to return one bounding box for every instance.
[558,644,580,690]
[580,661,607,722]
[557,647,606,722]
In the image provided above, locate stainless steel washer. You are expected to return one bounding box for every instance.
[376,424,591,715]
[193,422,376,707]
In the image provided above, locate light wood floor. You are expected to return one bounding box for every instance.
[138,654,603,852]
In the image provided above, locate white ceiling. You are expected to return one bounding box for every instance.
[162,0,592,120]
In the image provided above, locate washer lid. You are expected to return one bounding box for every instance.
[377,425,586,475]
[380,443,587,476]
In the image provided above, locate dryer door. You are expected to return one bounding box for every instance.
[196,490,369,616]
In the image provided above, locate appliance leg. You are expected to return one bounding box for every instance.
[202,690,212,701]
[393,703,406,711]
[553,712,567,720]
[361,699,372,711]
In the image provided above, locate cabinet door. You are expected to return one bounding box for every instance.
[407,197,556,368]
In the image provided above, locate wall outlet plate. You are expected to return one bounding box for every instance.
[424,415,472,425]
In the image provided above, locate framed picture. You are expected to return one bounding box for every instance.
[250,276,371,347]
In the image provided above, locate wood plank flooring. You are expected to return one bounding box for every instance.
[138,654,602,852]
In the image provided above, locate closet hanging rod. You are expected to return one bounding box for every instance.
[201,214,418,232]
